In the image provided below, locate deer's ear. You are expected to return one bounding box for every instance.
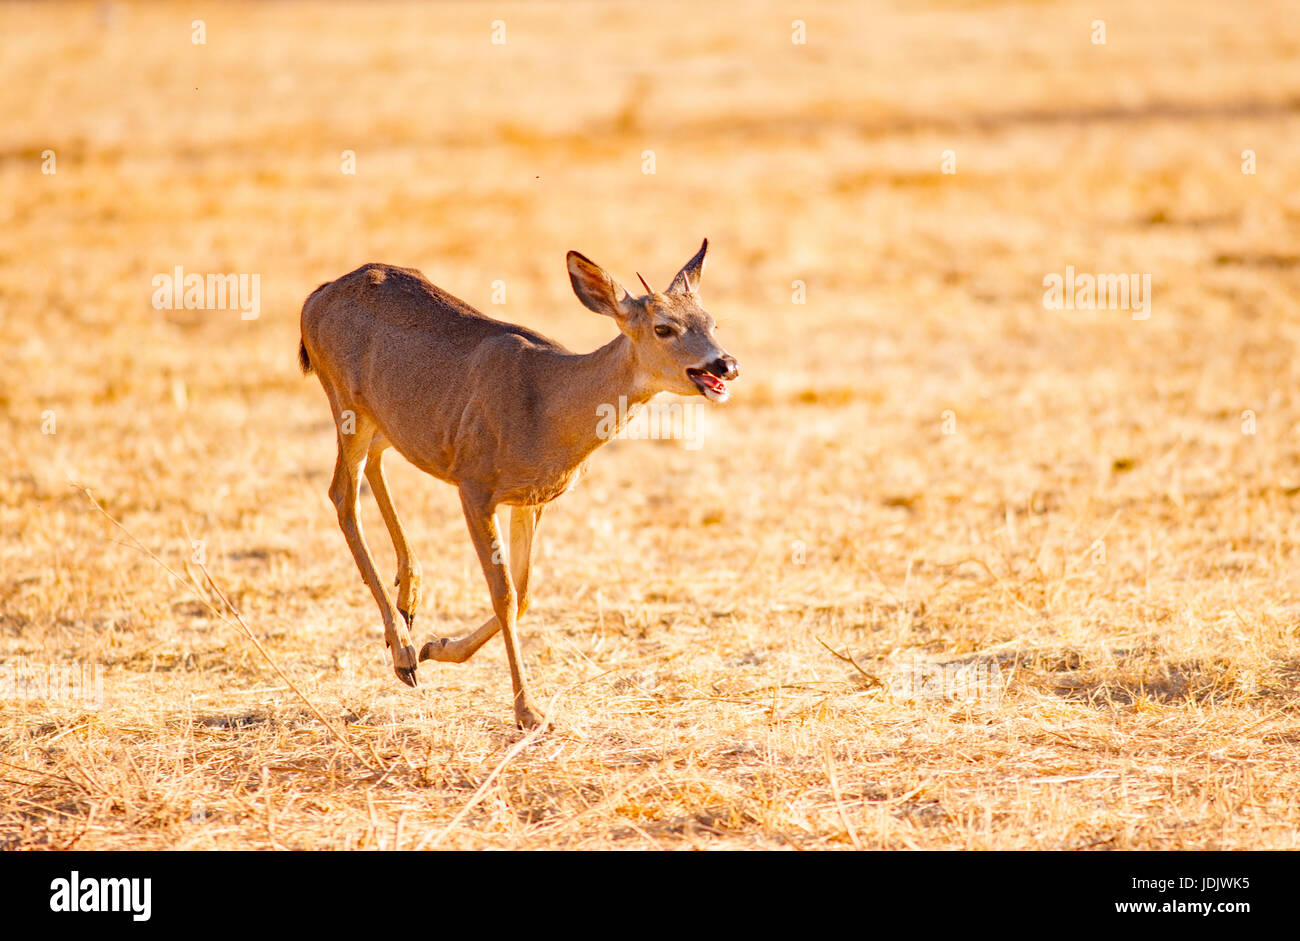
[567,251,632,319]
[667,238,708,295]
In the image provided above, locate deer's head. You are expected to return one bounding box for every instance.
[566,239,739,402]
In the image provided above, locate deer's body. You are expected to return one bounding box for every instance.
[300,243,737,728]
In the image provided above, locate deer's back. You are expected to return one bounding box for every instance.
[303,263,555,353]
[301,263,567,481]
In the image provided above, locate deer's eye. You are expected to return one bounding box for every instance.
[654,324,675,339]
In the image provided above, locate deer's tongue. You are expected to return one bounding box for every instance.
[688,368,726,396]
[696,372,725,394]
[687,367,730,400]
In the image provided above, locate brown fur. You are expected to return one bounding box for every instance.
[300,244,737,728]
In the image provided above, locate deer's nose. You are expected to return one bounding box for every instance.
[708,355,739,381]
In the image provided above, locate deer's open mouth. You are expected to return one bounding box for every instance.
[687,367,729,403]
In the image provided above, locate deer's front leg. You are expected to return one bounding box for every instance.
[420,504,542,664]
[458,489,545,730]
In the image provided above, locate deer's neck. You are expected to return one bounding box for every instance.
[545,333,655,465]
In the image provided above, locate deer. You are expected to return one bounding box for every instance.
[298,240,738,729]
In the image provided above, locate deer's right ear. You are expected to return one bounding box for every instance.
[567,252,632,319]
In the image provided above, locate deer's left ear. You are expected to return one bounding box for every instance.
[666,239,707,295]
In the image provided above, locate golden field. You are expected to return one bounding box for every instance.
[2,0,1300,850]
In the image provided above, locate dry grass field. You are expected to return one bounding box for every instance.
[3,0,1300,851]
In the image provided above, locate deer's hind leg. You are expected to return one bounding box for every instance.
[365,438,422,632]
[328,416,419,687]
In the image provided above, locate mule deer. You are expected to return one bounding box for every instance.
[299,241,738,728]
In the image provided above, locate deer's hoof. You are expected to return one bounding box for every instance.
[393,644,419,687]
[420,637,466,663]
[399,608,415,631]
[514,700,547,731]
